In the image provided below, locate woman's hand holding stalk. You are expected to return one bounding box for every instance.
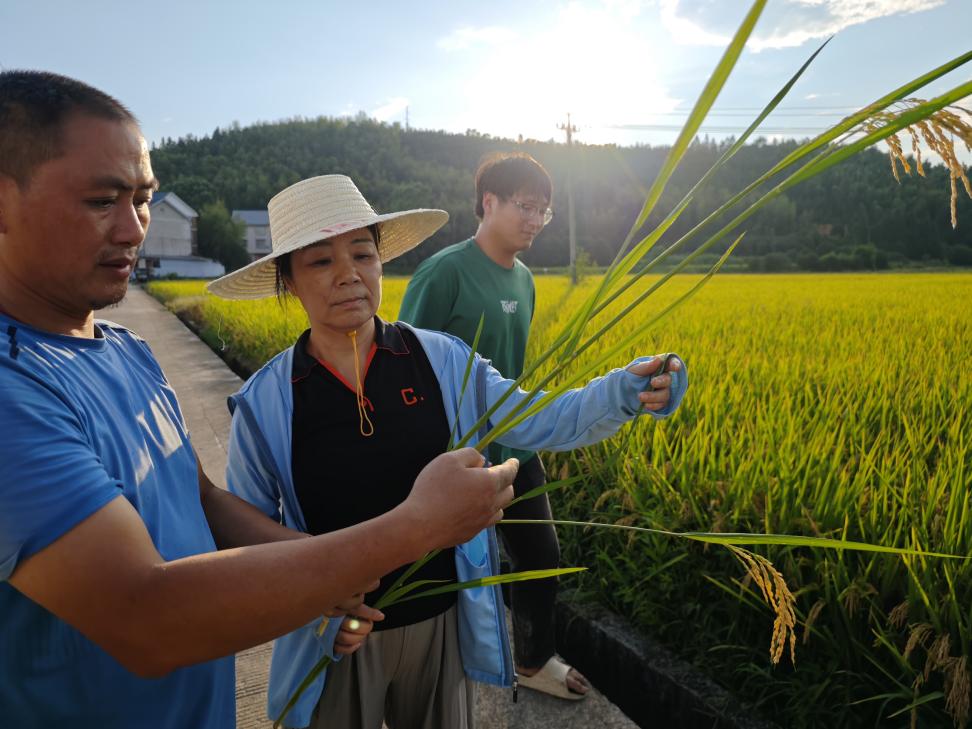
[627,355,683,412]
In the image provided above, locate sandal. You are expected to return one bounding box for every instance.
[517,656,588,700]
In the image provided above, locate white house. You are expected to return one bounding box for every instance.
[231,209,271,262]
[138,192,225,279]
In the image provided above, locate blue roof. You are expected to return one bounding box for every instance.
[150,191,170,206]
[232,209,270,226]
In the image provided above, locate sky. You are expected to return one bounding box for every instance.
[2,0,970,152]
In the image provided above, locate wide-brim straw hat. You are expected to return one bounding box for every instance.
[207,175,448,299]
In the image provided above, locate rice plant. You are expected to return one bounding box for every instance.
[148,271,972,727]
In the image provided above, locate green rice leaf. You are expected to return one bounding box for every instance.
[886,691,945,718]
[477,236,742,450]
[374,549,442,610]
[392,567,586,604]
[273,654,333,728]
[501,519,968,560]
[560,0,768,359]
[447,312,485,449]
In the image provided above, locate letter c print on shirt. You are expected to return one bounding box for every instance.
[401,387,424,406]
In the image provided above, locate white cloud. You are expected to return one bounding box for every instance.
[661,0,946,51]
[436,25,518,52]
[371,97,409,122]
[658,0,731,47]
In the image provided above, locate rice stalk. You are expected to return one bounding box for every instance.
[272,566,584,727]
[867,101,972,228]
[726,544,797,665]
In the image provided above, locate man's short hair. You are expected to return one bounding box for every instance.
[474,152,553,219]
[0,70,136,188]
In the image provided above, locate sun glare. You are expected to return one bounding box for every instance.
[461,3,679,145]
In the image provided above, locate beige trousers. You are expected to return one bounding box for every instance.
[309,605,475,729]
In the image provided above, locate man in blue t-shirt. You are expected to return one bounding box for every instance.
[0,71,518,728]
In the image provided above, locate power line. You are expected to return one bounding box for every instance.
[665,105,862,112]
[640,110,858,117]
[601,123,839,134]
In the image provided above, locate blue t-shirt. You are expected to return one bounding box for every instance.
[0,315,234,728]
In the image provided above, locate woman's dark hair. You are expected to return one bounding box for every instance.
[274,223,382,302]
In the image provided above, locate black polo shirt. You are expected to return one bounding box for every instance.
[291,318,457,630]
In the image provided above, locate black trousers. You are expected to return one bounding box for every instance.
[495,455,559,670]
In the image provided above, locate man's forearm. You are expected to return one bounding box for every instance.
[137,506,426,675]
[10,495,428,678]
[12,449,513,679]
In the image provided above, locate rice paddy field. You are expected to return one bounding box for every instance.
[148,272,972,728]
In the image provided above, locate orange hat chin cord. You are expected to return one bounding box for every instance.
[347,329,374,437]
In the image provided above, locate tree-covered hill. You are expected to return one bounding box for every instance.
[150,115,972,272]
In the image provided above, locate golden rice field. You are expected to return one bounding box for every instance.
[148,272,972,728]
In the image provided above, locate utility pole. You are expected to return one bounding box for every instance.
[558,113,578,284]
[405,106,409,132]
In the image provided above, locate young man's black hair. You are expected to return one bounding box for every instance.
[474,152,552,219]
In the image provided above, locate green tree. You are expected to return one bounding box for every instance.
[167,176,217,209]
[947,244,972,266]
[198,201,248,272]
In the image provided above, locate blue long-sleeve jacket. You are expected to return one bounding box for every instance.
[225,323,688,728]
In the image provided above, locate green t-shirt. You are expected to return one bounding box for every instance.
[399,238,535,465]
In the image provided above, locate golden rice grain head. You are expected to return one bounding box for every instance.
[904,622,934,661]
[593,487,624,512]
[802,599,825,645]
[613,513,641,528]
[727,545,797,665]
[841,580,876,618]
[951,174,959,230]
[944,655,970,729]
[888,601,910,630]
[907,127,926,177]
[889,151,902,183]
[889,132,912,176]
[924,632,951,680]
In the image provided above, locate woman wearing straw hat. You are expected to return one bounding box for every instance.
[208,175,687,729]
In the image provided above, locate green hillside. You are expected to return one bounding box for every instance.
[150,115,972,272]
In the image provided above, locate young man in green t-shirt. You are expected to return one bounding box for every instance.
[399,152,591,699]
